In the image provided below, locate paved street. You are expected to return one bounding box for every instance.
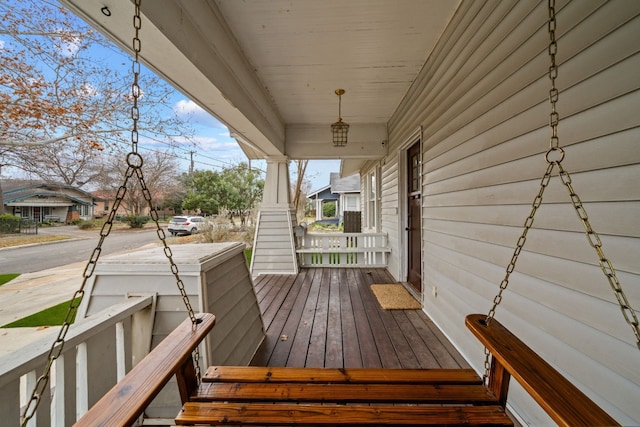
[0,225,161,273]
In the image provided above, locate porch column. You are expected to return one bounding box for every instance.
[250,156,298,277]
[315,197,322,221]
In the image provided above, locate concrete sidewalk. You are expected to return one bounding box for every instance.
[0,261,85,356]
[0,238,160,356]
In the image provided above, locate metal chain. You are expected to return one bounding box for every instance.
[556,162,640,349]
[128,0,201,381]
[20,1,199,424]
[483,0,639,383]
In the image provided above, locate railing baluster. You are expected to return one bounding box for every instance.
[116,321,126,381]
[25,366,52,427]
[1,297,153,427]
[296,232,390,268]
[25,370,37,427]
[76,343,88,419]
[52,356,65,427]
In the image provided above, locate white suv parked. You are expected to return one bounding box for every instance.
[167,215,206,235]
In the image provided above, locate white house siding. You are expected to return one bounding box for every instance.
[251,209,298,276]
[383,0,640,424]
[379,155,402,280]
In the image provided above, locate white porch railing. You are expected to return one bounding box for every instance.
[0,295,155,427]
[296,232,390,267]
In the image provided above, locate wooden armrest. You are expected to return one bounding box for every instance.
[466,314,619,427]
[74,313,215,427]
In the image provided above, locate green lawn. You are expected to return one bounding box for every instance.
[0,273,20,286]
[244,249,252,267]
[2,297,81,328]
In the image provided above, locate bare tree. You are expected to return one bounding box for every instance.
[95,148,182,216]
[291,160,309,222]
[0,0,196,211]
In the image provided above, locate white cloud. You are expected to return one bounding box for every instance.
[76,83,99,98]
[174,99,203,115]
[58,35,81,57]
[173,99,221,127]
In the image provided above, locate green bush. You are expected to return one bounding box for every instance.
[69,218,83,225]
[322,201,336,217]
[0,214,21,233]
[123,215,150,228]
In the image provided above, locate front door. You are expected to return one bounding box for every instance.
[407,142,422,293]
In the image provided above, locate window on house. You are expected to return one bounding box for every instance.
[367,171,377,230]
[344,195,358,211]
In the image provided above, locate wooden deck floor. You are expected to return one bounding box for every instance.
[250,268,470,369]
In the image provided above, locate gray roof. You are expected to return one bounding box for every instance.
[1,179,97,205]
[330,173,360,193]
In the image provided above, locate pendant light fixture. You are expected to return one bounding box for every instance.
[331,89,349,147]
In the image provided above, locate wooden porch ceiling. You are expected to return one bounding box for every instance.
[251,268,469,369]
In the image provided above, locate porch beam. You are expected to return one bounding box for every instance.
[286,124,388,159]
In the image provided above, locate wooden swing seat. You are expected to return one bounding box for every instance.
[75,313,618,427]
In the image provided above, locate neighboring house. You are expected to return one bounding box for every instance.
[306,185,338,222]
[307,173,360,223]
[44,1,640,424]
[329,172,360,223]
[90,189,153,218]
[1,179,102,222]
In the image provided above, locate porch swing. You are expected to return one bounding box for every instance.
[24,0,638,426]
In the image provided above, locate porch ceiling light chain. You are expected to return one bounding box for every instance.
[21,1,200,425]
[482,0,639,384]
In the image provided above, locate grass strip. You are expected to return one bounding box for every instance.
[0,273,20,286]
[244,249,252,267]
[2,297,81,328]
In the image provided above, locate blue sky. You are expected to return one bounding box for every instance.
[170,96,341,191]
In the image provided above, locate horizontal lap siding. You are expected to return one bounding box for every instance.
[203,253,264,366]
[252,210,297,275]
[380,155,401,278]
[386,0,640,424]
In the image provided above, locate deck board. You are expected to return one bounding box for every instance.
[251,268,470,369]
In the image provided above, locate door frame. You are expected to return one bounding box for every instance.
[398,128,422,287]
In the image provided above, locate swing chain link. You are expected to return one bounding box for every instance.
[20,2,200,424]
[483,0,639,383]
[556,163,640,349]
[129,0,202,378]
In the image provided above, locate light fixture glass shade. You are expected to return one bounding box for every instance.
[331,119,349,147]
[331,89,348,147]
